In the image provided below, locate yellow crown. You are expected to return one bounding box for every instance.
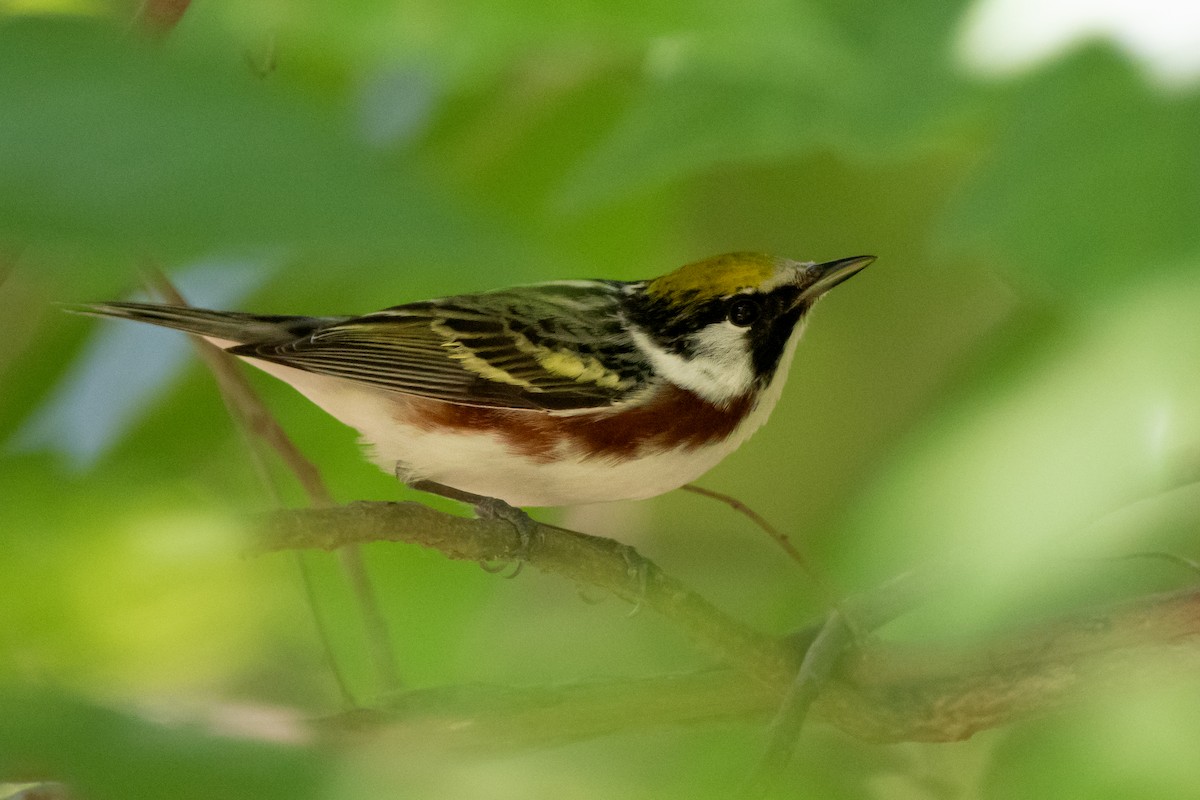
[647,252,778,304]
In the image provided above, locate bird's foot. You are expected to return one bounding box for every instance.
[472,495,539,577]
[406,478,537,578]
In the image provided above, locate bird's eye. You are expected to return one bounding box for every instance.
[727,298,761,327]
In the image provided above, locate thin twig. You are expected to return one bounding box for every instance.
[142,267,401,696]
[322,670,782,752]
[742,609,854,797]
[680,484,816,575]
[680,483,863,643]
[1078,550,1200,579]
[294,553,356,707]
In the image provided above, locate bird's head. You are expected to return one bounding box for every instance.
[624,252,874,404]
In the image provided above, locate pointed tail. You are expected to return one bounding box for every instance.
[67,301,336,345]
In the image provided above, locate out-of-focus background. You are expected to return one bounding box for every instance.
[2,0,1200,797]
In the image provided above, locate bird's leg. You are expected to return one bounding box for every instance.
[406,478,539,568]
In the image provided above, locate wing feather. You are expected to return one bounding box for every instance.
[226,284,650,411]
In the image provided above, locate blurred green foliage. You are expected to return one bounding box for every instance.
[2,0,1199,798]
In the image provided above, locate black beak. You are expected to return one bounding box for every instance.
[796,255,875,303]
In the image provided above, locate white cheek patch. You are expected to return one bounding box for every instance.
[631,325,755,405]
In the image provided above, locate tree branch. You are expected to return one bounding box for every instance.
[258,501,799,684]
[824,583,1200,742]
[309,586,1200,750]
[259,501,1200,746]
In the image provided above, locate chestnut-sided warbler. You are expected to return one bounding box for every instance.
[77,252,872,511]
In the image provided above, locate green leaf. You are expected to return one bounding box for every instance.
[940,46,1200,294]
[0,687,327,800]
[561,0,977,208]
[833,268,1200,629]
[0,17,480,260]
[986,683,1200,800]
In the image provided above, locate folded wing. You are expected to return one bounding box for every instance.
[227,284,650,412]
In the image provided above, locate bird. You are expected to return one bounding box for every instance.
[73,252,873,523]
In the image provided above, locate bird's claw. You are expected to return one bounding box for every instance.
[474,496,538,578]
[402,477,536,579]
